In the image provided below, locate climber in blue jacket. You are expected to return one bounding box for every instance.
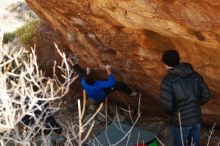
[73,64,139,103]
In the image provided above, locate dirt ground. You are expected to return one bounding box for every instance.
[54,90,220,146]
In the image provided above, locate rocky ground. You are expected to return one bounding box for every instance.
[54,90,220,146]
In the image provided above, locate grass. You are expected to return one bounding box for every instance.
[3,32,16,44]
[2,20,39,46]
[16,20,39,46]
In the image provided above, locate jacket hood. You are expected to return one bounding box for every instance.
[168,63,194,77]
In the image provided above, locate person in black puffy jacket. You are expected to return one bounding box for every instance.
[160,50,210,146]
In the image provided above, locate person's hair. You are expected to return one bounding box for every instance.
[162,50,180,67]
[84,73,95,85]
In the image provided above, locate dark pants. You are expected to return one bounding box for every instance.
[73,64,132,97]
[22,114,62,135]
[22,100,62,135]
[104,81,132,96]
[43,115,62,135]
[171,123,201,146]
[73,64,85,80]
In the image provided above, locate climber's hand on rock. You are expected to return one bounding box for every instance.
[67,58,73,65]
[106,65,112,75]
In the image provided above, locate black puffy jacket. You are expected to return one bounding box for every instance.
[160,63,210,127]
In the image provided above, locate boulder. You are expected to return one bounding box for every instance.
[26,0,220,127]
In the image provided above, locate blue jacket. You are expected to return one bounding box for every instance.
[81,74,116,103]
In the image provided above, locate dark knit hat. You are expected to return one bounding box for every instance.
[162,50,180,67]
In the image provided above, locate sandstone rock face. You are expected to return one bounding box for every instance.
[35,21,69,76]
[26,0,220,126]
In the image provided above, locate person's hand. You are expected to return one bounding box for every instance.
[106,65,111,75]
[86,67,91,75]
[67,58,73,65]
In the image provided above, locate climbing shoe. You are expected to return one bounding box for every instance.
[129,90,140,97]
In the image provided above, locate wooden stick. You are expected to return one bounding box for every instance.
[178,112,185,146]
[206,122,216,146]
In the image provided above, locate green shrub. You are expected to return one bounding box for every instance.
[16,20,39,45]
[3,32,16,44]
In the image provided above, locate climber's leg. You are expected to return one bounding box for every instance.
[104,81,139,97]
